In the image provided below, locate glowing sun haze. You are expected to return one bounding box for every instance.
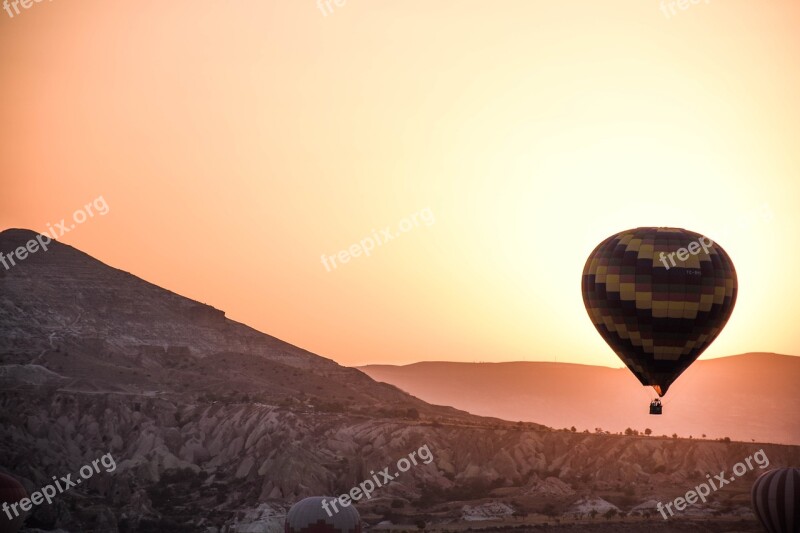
[1,1,798,367]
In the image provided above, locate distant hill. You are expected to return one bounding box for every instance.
[360,353,800,445]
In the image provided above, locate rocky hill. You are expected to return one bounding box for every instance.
[1,229,798,532]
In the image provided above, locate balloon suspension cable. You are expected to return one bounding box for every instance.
[662,379,686,406]
[638,384,655,401]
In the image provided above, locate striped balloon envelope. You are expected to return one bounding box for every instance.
[582,227,737,397]
[752,467,800,533]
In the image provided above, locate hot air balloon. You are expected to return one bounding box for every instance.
[285,496,361,533]
[752,467,800,533]
[0,473,27,533]
[582,227,737,414]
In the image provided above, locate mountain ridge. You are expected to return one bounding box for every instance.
[360,353,800,446]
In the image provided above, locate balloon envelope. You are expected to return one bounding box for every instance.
[751,467,800,533]
[285,496,361,533]
[0,473,26,533]
[582,227,737,396]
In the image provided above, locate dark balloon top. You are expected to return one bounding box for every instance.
[285,496,361,533]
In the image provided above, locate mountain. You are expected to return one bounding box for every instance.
[0,228,469,420]
[359,354,800,445]
[1,228,798,532]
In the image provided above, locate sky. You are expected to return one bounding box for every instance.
[1,1,799,368]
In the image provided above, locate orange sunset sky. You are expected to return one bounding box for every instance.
[1,1,799,367]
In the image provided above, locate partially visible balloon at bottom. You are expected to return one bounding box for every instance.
[751,467,800,533]
[285,496,361,533]
[0,473,26,533]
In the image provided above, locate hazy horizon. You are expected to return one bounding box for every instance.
[357,351,797,368]
[360,352,800,445]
